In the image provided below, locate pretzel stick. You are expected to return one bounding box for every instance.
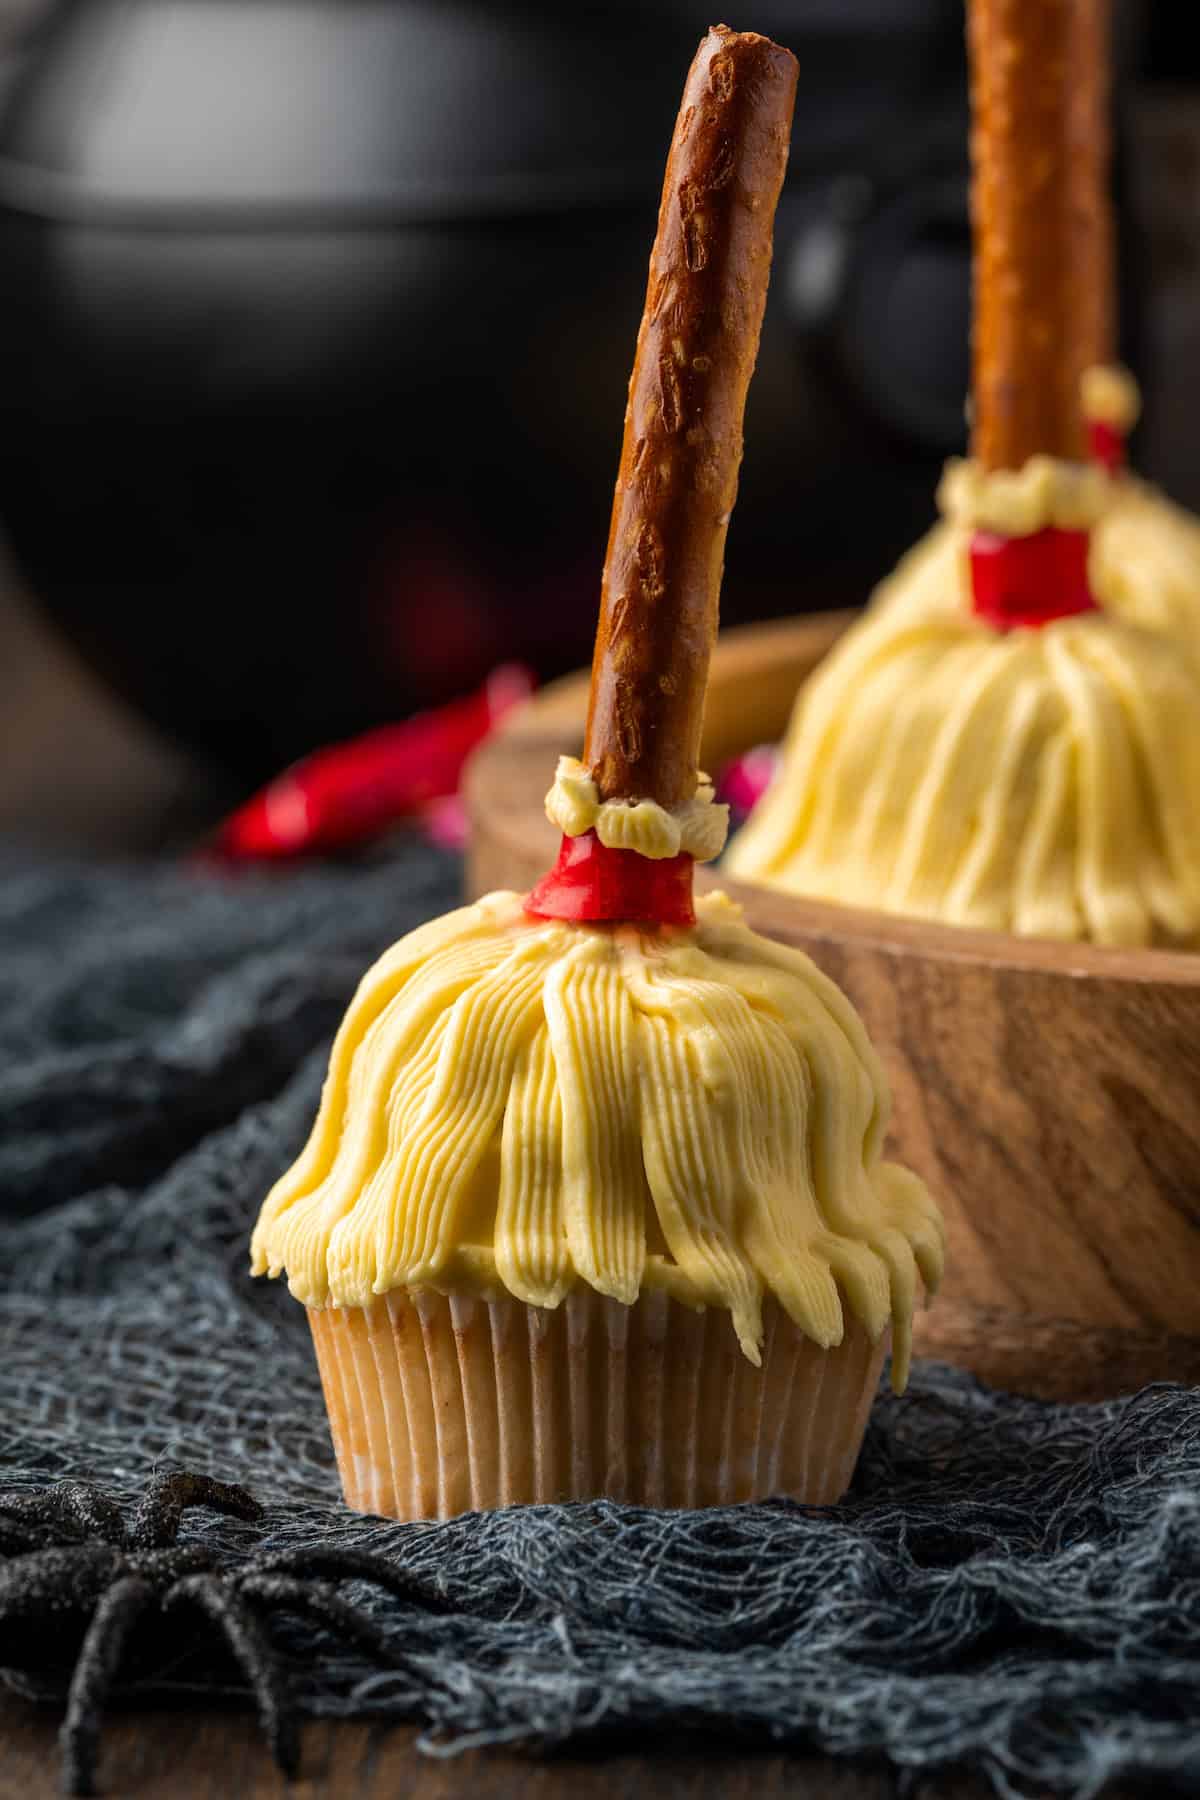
[583,25,797,810]
[968,0,1112,471]
[1064,0,1116,385]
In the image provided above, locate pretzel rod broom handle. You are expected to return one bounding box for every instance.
[1065,0,1116,389]
[583,25,797,809]
[968,0,1111,470]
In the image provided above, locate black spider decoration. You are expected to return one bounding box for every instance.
[0,1471,447,1797]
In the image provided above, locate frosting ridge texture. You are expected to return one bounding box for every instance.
[728,477,1200,946]
[251,891,943,1388]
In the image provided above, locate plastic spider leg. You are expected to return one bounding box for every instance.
[0,1483,125,1550]
[235,1572,411,1670]
[164,1573,299,1778]
[59,1575,157,1798]
[126,1472,262,1551]
[129,1545,215,1582]
[0,1545,125,1620]
[253,1547,454,1615]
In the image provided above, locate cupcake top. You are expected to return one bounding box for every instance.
[251,889,943,1389]
[727,470,1200,947]
[935,456,1200,658]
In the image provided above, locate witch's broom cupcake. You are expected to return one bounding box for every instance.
[252,26,944,1521]
[728,0,1200,948]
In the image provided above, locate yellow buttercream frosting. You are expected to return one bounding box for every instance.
[251,890,943,1389]
[1091,478,1200,654]
[545,755,729,861]
[937,455,1112,537]
[1081,364,1141,433]
[876,472,1200,653]
[728,474,1200,946]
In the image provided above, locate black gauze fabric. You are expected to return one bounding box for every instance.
[2,845,1200,1800]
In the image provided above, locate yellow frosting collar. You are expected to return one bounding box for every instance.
[545,756,729,861]
[1081,364,1141,432]
[251,891,943,1389]
[937,455,1112,537]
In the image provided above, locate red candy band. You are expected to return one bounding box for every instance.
[525,831,695,927]
[1087,416,1124,476]
[530,32,795,930]
[968,525,1099,632]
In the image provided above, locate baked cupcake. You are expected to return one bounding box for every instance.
[253,885,943,1516]
[251,27,944,1520]
[728,0,1200,947]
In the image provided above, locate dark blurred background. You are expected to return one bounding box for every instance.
[0,0,1196,853]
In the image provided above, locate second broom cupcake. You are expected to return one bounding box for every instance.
[728,0,1200,948]
[251,25,944,1520]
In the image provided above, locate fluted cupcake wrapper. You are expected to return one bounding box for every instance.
[309,1287,887,1521]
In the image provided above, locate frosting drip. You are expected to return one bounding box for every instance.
[545,756,729,861]
[728,481,1200,946]
[251,891,943,1389]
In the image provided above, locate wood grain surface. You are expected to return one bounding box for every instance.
[465,614,1200,1401]
[0,1696,1141,1800]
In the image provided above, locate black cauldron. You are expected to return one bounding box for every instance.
[0,0,1133,790]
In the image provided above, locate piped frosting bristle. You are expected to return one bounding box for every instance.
[251,891,943,1389]
[728,480,1200,946]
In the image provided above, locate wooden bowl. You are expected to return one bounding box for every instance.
[465,613,1200,1401]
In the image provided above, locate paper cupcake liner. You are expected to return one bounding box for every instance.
[308,1286,887,1520]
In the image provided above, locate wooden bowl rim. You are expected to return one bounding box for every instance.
[469,611,1200,992]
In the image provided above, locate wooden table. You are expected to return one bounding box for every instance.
[0,1697,1034,1799]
